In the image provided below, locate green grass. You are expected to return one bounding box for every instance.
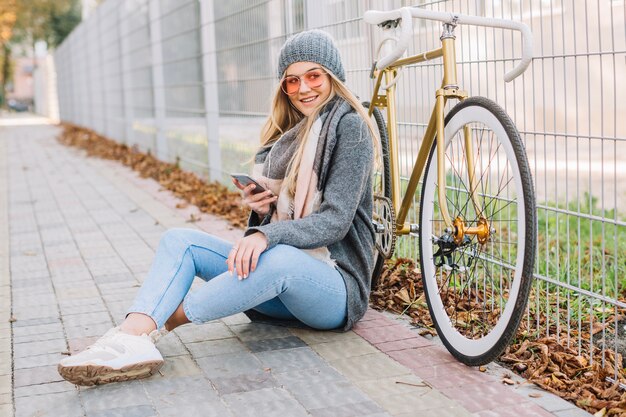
[535,194,626,302]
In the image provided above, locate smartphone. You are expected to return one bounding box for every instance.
[231,173,267,195]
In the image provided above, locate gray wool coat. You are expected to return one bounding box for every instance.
[245,109,375,331]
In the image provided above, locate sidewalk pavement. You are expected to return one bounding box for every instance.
[0,116,592,417]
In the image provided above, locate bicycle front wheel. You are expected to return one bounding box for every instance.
[419,97,536,366]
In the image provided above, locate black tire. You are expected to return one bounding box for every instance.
[418,97,536,366]
[362,101,391,289]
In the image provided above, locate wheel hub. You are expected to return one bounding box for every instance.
[452,216,491,245]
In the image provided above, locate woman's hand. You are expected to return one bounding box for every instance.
[232,178,277,216]
[226,232,269,280]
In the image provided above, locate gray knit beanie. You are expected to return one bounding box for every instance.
[277,29,345,82]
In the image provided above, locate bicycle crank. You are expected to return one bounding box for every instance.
[372,195,396,258]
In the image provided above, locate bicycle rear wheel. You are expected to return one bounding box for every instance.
[419,97,536,366]
[362,101,392,289]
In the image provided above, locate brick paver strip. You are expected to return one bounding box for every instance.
[374,336,433,353]
[0,119,591,417]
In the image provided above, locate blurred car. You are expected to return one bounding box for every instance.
[7,99,29,112]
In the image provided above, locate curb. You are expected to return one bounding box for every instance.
[0,127,15,417]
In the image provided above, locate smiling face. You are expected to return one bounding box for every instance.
[283,61,332,116]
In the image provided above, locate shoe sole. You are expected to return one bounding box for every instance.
[58,360,164,386]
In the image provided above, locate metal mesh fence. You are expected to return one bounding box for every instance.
[54,0,625,365]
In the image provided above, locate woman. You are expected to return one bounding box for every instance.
[58,29,378,386]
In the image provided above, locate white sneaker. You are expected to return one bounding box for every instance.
[58,327,164,386]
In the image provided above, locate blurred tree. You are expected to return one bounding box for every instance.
[0,0,80,107]
[0,0,17,45]
[48,1,81,48]
[0,0,17,106]
[13,0,81,50]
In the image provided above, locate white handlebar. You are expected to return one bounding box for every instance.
[364,7,534,82]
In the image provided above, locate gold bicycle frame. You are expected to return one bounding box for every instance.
[368,23,489,242]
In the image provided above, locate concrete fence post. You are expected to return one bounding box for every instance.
[148,0,168,160]
[199,0,222,181]
[118,1,134,145]
[97,5,108,137]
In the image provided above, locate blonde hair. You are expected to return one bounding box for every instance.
[260,69,380,197]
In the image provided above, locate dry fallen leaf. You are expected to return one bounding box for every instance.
[529,393,543,398]
[593,407,607,417]
[502,378,516,385]
[514,363,528,372]
[591,322,611,335]
[479,366,487,372]
[418,328,437,337]
[394,287,412,305]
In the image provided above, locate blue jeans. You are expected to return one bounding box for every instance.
[128,228,348,330]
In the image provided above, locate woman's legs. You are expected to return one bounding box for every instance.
[183,243,347,329]
[123,228,233,334]
[126,228,347,332]
[164,304,191,331]
[58,227,347,386]
[120,313,159,335]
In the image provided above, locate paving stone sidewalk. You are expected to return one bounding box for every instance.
[0,117,591,417]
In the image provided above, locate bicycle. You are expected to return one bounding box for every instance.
[363,7,536,366]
